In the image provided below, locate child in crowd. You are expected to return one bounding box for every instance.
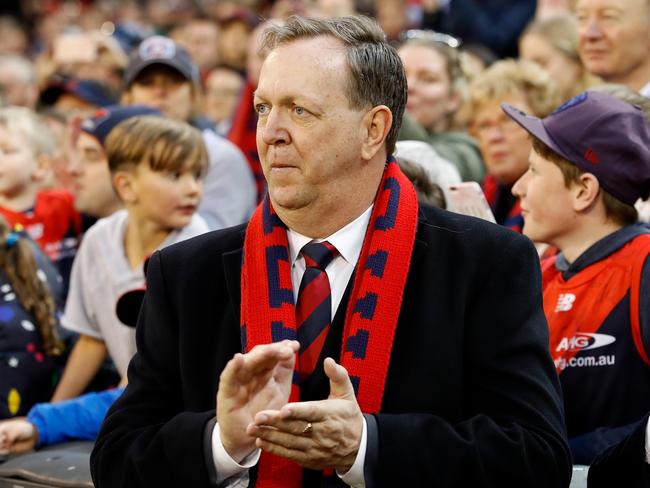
[51,115,209,402]
[0,216,63,419]
[121,35,255,230]
[505,91,650,464]
[0,107,81,293]
[69,104,161,224]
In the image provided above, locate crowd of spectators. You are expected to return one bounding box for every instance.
[0,0,648,486]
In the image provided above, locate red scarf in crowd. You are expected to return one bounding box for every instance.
[228,80,266,202]
[240,158,418,487]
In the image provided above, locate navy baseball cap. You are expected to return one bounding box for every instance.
[502,90,650,206]
[80,105,161,146]
[40,77,118,108]
[123,36,199,87]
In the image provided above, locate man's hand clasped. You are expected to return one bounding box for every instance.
[216,341,363,472]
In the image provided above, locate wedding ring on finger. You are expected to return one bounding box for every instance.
[301,422,313,435]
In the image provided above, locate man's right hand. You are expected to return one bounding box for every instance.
[216,340,299,462]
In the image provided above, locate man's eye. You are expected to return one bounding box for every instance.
[255,104,269,115]
[294,106,310,117]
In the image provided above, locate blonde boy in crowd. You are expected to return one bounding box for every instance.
[0,107,81,290]
[51,115,209,402]
[506,91,650,466]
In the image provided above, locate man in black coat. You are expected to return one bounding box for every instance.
[90,15,571,488]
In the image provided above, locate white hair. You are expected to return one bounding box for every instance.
[0,55,36,84]
[395,140,461,201]
[0,106,56,156]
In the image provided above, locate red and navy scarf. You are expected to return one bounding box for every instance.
[240,158,418,487]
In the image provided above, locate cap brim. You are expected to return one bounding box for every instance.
[124,59,193,87]
[501,103,559,152]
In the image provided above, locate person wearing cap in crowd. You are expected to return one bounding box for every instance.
[51,113,210,403]
[505,91,650,467]
[121,35,255,231]
[67,105,160,230]
[91,16,570,488]
[38,76,118,117]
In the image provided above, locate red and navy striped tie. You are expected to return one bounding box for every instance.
[296,241,338,381]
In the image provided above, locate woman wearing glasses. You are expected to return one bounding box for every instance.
[468,59,560,233]
[398,31,486,183]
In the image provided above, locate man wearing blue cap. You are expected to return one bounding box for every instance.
[121,35,256,231]
[506,91,650,470]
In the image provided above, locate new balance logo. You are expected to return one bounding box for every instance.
[584,147,600,164]
[555,293,576,312]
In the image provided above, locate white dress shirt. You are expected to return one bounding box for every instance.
[211,206,373,487]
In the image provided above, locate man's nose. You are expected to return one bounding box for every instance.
[260,108,289,146]
[581,18,603,39]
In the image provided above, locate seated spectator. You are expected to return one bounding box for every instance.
[0,216,63,419]
[69,105,161,225]
[0,107,81,294]
[394,139,461,204]
[0,55,39,109]
[506,90,650,464]
[51,115,209,402]
[204,66,244,136]
[468,59,560,232]
[397,30,486,182]
[121,35,255,230]
[38,76,118,118]
[520,13,601,102]
[0,262,149,454]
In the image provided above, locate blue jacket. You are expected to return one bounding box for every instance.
[28,388,124,447]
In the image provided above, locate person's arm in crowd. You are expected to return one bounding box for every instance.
[51,334,108,402]
[0,388,124,454]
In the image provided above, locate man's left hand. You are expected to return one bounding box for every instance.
[247,357,363,472]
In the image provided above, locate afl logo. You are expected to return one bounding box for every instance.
[556,332,616,352]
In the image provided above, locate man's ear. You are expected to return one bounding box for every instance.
[360,105,392,161]
[572,172,601,213]
[112,170,138,204]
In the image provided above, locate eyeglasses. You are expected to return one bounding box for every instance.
[400,30,462,49]
[472,114,520,136]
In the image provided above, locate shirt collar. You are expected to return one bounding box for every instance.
[287,205,373,267]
